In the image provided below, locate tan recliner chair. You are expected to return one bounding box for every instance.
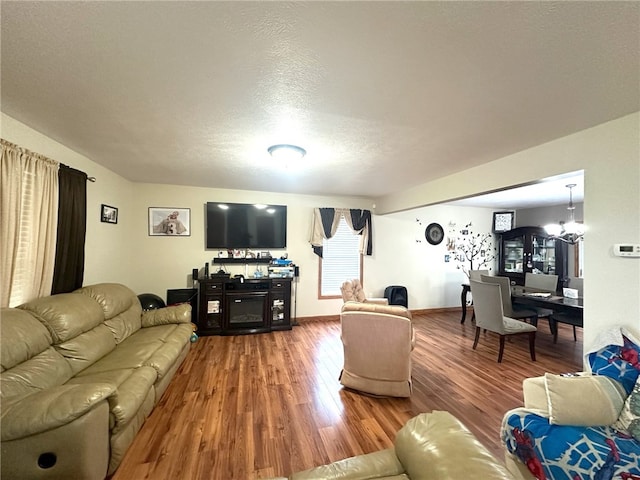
[339,302,415,397]
[340,279,388,304]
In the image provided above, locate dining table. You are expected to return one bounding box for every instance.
[512,288,583,340]
[511,289,584,316]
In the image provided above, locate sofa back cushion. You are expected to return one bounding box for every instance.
[75,283,142,344]
[17,292,118,375]
[0,309,72,400]
[18,293,105,343]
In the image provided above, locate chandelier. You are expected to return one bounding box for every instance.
[544,183,584,244]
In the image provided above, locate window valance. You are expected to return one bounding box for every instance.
[309,208,373,257]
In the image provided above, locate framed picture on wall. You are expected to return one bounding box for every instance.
[101,204,118,224]
[148,207,190,236]
[492,211,515,233]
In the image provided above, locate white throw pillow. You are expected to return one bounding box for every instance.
[545,373,627,426]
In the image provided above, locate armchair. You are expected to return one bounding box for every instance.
[339,301,415,397]
[340,279,388,304]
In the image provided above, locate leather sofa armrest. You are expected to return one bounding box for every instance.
[1,383,114,441]
[141,303,191,327]
[290,448,403,480]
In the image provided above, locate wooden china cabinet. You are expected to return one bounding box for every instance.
[497,226,567,291]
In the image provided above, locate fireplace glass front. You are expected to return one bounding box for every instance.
[226,292,268,329]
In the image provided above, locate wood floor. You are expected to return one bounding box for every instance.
[111,310,583,480]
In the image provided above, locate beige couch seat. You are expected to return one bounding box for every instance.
[1,283,192,480]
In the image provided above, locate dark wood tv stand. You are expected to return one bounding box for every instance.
[197,276,292,336]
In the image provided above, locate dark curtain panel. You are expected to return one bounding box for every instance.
[312,208,337,257]
[348,209,372,255]
[51,165,87,294]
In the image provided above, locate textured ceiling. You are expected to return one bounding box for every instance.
[1,2,638,200]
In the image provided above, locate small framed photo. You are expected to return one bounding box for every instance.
[101,204,118,224]
[444,254,450,263]
[149,207,190,236]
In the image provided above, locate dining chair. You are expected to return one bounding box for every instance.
[469,269,490,282]
[469,280,537,363]
[524,272,559,293]
[480,275,539,325]
[523,272,558,321]
[550,277,583,343]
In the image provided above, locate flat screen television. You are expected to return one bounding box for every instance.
[206,202,287,249]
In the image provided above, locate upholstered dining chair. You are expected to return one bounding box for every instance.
[480,274,539,325]
[524,272,559,293]
[340,279,388,305]
[469,280,537,363]
[550,277,583,343]
[523,272,559,322]
[469,269,490,282]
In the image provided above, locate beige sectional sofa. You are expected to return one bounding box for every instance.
[1,283,193,480]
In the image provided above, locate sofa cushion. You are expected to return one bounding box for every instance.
[55,324,117,375]
[0,308,52,371]
[144,324,193,380]
[17,293,104,344]
[544,373,627,426]
[613,375,640,441]
[502,409,640,480]
[75,283,142,343]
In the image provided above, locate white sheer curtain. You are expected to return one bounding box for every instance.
[1,139,59,307]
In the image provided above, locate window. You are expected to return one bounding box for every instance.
[319,216,362,297]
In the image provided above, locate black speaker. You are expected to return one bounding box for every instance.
[192,268,199,286]
[384,285,408,308]
[167,288,198,324]
[294,265,300,277]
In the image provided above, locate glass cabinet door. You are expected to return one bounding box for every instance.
[532,235,556,275]
[503,237,525,273]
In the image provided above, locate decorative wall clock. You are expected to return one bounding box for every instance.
[425,223,445,245]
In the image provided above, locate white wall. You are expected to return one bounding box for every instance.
[369,204,496,309]
[376,113,640,348]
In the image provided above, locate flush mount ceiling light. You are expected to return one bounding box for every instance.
[267,144,307,163]
[544,183,585,244]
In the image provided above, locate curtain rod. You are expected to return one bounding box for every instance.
[87,176,96,182]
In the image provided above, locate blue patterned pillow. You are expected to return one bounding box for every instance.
[589,336,640,394]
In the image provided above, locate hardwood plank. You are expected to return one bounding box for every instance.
[111,310,582,480]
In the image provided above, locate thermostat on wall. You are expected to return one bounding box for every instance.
[613,244,640,257]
